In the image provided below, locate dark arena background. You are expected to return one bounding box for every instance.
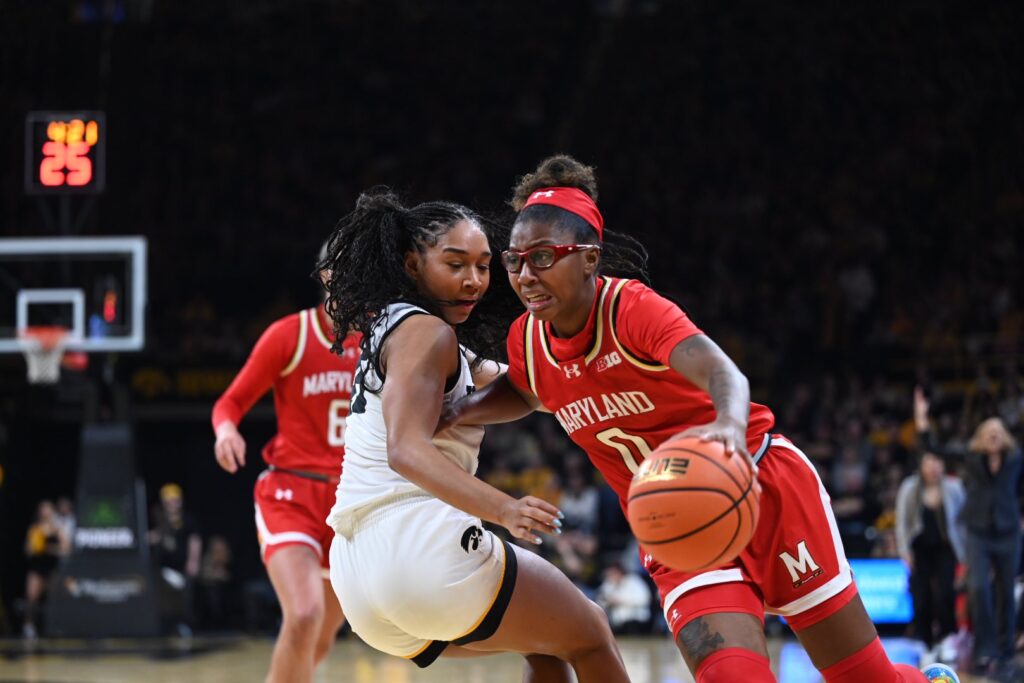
[1,1,1022,682]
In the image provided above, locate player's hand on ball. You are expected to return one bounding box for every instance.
[677,418,755,474]
[214,422,246,473]
[499,496,563,545]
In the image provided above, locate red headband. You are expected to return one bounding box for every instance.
[522,186,604,241]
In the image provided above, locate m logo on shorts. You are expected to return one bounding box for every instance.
[778,540,823,587]
[460,525,483,553]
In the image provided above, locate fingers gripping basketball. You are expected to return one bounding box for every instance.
[627,436,761,572]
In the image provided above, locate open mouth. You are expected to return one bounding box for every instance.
[523,293,552,311]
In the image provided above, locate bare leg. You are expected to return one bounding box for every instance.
[675,612,769,673]
[793,593,878,669]
[459,545,629,683]
[23,571,46,635]
[265,546,329,683]
[313,578,346,664]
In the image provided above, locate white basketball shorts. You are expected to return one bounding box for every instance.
[328,494,517,667]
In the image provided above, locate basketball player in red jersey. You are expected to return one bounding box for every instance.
[446,156,956,683]
[212,254,361,683]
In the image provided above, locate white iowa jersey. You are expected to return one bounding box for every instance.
[327,302,485,535]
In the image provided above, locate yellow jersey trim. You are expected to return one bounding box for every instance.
[608,279,671,372]
[280,310,308,377]
[309,307,333,349]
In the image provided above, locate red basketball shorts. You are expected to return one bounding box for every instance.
[643,434,856,636]
[254,469,338,576]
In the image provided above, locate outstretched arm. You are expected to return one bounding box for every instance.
[212,319,293,473]
[669,334,751,459]
[444,373,544,430]
[383,316,559,544]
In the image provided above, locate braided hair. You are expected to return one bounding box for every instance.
[510,154,650,284]
[316,188,519,375]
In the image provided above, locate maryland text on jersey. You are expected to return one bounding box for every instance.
[302,370,355,397]
[553,391,656,435]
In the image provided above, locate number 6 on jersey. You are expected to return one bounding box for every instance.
[328,399,350,446]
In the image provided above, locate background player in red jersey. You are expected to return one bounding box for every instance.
[446,156,955,683]
[212,255,361,683]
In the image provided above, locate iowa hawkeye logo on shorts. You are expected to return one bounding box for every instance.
[460,525,483,553]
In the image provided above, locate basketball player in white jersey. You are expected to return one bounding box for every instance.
[318,189,628,682]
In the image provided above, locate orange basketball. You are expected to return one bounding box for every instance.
[627,436,761,572]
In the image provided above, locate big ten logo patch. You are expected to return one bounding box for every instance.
[594,351,622,372]
[778,540,823,587]
[636,456,690,481]
[460,525,483,553]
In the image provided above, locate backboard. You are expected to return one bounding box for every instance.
[0,236,147,353]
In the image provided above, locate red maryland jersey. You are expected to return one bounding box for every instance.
[507,277,775,505]
[212,307,361,475]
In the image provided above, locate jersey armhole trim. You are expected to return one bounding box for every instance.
[280,310,309,377]
[524,316,538,395]
[609,280,671,372]
[309,307,333,349]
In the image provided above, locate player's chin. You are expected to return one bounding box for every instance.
[440,306,473,325]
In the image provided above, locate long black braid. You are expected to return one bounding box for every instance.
[315,188,519,380]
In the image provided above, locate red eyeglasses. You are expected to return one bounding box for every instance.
[500,244,601,273]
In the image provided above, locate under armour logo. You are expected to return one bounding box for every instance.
[562,363,582,379]
[642,553,653,567]
[460,525,483,553]
[531,190,556,199]
[274,488,293,501]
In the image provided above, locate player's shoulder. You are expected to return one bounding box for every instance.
[611,278,686,315]
[506,312,532,353]
[258,309,307,342]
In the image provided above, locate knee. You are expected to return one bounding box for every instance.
[282,599,325,636]
[695,648,774,683]
[564,601,617,660]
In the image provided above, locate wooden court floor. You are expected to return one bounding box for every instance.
[0,636,989,682]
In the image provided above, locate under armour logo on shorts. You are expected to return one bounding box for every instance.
[274,488,293,501]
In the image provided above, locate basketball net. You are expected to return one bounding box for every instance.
[18,326,69,385]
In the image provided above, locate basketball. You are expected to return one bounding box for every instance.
[627,436,761,572]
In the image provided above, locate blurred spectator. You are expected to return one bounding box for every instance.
[895,451,965,657]
[197,535,234,631]
[22,500,69,639]
[149,483,202,635]
[54,496,76,547]
[915,387,1023,677]
[596,561,652,635]
[552,468,600,586]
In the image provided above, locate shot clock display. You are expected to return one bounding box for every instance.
[24,111,106,194]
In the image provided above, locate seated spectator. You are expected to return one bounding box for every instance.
[596,561,652,635]
[552,469,600,586]
[197,535,234,631]
[149,483,202,635]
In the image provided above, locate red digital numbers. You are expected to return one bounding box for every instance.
[38,120,98,187]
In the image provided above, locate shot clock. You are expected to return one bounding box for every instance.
[24,111,106,194]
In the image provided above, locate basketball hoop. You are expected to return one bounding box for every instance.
[18,326,70,384]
